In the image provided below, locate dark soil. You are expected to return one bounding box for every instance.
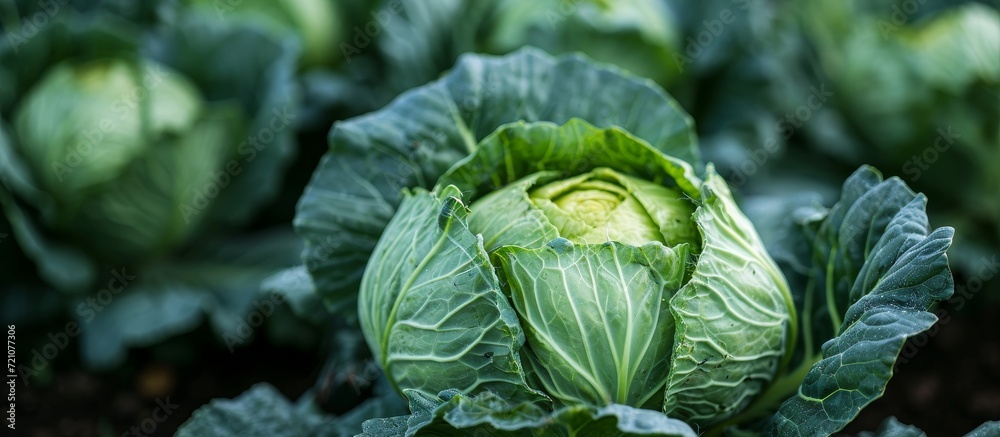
[844,300,1000,436]
[14,326,322,437]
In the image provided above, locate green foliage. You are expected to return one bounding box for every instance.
[765,167,954,435]
[0,2,302,368]
[1,2,983,436]
[279,49,955,435]
[364,0,683,106]
[360,390,698,437]
[294,48,698,318]
[176,384,348,437]
[187,0,344,68]
[13,57,239,260]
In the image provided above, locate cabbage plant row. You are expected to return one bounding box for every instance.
[0,1,996,436]
[182,48,989,436]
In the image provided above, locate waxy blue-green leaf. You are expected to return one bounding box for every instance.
[177,383,345,437]
[294,48,700,314]
[967,421,1000,437]
[765,166,954,436]
[358,185,542,403]
[360,389,698,437]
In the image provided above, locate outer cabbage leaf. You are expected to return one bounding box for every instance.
[842,417,996,437]
[438,119,699,201]
[358,185,542,404]
[359,390,697,437]
[296,48,699,315]
[762,167,955,435]
[176,383,345,437]
[662,170,794,426]
[496,239,689,408]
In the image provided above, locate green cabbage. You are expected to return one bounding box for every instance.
[358,120,795,425]
[13,58,240,260]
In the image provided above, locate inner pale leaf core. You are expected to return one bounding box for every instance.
[528,168,698,249]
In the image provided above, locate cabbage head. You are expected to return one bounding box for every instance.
[12,57,242,261]
[291,49,954,437]
[357,119,796,426]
